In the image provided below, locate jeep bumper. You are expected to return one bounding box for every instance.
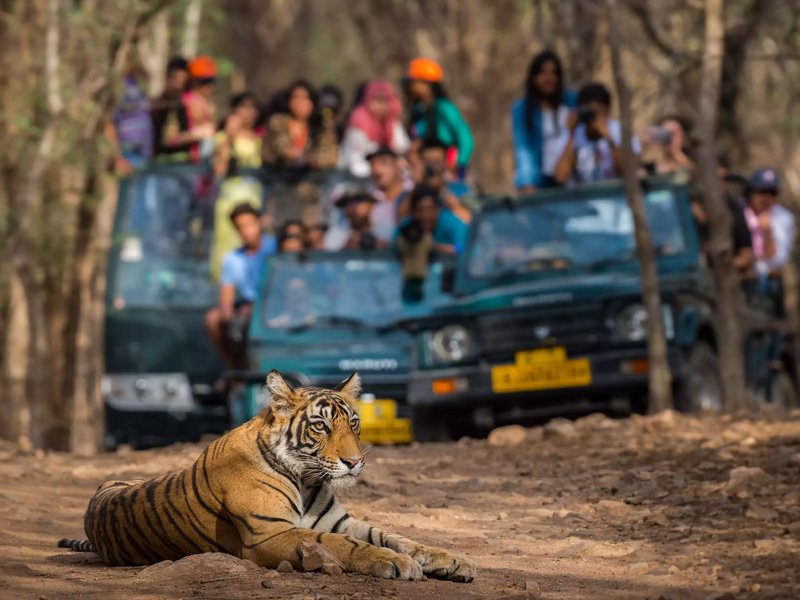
[409,347,682,417]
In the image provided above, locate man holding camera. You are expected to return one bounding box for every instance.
[402,138,472,224]
[323,184,389,251]
[554,82,639,186]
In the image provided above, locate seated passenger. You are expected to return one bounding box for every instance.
[267,277,316,328]
[395,185,469,256]
[204,204,277,370]
[553,82,639,185]
[213,92,263,177]
[338,80,410,177]
[278,232,306,254]
[276,220,308,253]
[367,145,413,241]
[263,80,338,170]
[305,224,328,250]
[151,56,191,161]
[744,168,795,283]
[511,50,577,192]
[402,138,472,223]
[324,187,389,251]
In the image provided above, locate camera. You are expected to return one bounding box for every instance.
[648,125,673,145]
[398,220,424,244]
[359,231,377,251]
[578,106,596,125]
[423,162,444,180]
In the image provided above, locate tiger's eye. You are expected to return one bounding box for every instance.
[311,421,326,433]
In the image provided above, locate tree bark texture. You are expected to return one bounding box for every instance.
[607,0,674,412]
[0,0,170,452]
[695,0,749,411]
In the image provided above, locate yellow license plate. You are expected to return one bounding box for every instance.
[354,398,413,445]
[491,346,592,393]
[516,347,567,365]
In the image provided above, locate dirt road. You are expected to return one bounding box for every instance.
[1,410,799,599]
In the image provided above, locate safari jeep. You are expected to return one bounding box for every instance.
[404,177,799,441]
[103,165,356,448]
[227,250,451,444]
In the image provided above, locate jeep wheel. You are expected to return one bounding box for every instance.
[769,371,799,408]
[410,408,450,443]
[677,343,723,413]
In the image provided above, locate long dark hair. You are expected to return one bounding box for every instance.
[523,50,565,132]
[411,81,449,142]
[283,79,323,138]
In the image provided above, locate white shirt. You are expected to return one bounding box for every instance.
[337,124,410,178]
[554,119,640,185]
[540,105,571,176]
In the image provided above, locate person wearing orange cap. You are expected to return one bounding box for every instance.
[405,57,474,178]
[164,55,218,162]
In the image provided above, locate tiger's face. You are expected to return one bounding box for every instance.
[265,370,364,486]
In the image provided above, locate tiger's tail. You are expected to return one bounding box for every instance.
[58,538,95,553]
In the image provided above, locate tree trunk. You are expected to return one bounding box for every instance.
[607,0,673,412]
[182,0,203,59]
[695,0,748,411]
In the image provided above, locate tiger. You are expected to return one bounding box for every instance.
[58,370,475,582]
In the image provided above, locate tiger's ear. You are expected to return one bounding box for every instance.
[334,372,361,400]
[266,370,298,415]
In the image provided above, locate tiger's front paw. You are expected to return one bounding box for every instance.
[412,546,476,582]
[356,547,423,580]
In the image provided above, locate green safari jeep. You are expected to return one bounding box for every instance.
[405,177,799,441]
[227,250,452,441]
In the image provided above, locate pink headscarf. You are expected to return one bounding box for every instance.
[346,80,403,148]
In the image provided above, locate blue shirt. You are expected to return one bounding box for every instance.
[511,90,577,189]
[220,235,277,302]
[395,208,469,253]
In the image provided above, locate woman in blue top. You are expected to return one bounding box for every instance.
[511,50,577,192]
[406,58,474,177]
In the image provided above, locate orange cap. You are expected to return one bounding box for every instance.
[189,56,217,79]
[407,57,443,83]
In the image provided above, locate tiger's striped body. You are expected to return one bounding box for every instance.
[61,371,475,582]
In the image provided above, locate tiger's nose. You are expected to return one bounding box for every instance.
[341,456,363,470]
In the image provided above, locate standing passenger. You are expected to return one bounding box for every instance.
[511,50,577,193]
[213,92,263,177]
[151,56,191,161]
[406,58,474,178]
[263,80,338,170]
[339,80,409,177]
[743,168,794,314]
[107,66,153,175]
[162,56,217,163]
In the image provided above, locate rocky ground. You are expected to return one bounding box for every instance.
[1,409,799,600]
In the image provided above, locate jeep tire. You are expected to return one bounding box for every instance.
[676,342,724,413]
[411,407,477,443]
[769,370,799,408]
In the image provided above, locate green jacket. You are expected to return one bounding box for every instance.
[411,98,474,168]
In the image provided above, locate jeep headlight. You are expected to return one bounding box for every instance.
[430,325,472,363]
[102,373,194,410]
[614,304,674,341]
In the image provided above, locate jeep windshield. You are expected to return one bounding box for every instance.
[466,188,688,283]
[262,254,445,331]
[111,168,217,308]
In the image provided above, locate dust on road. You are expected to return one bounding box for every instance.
[1,410,799,599]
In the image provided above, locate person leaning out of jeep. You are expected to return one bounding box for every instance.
[204,204,277,373]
